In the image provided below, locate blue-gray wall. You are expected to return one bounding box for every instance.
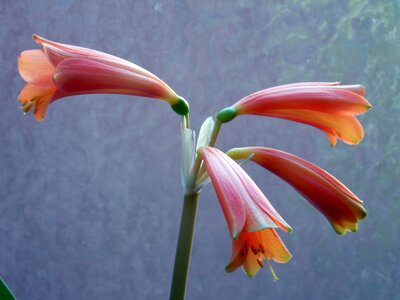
[1,1,399,299]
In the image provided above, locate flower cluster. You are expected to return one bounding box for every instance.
[199,82,370,278]
[17,36,371,281]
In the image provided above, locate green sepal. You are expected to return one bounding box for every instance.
[216,106,237,123]
[171,96,190,116]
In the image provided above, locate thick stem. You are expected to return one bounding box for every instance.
[169,192,200,300]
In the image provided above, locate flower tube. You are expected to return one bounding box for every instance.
[217,82,371,146]
[227,147,367,234]
[18,35,188,121]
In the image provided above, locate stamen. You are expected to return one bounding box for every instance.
[256,258,264,268]
[266,260,279,282]
[259,243,265,253]
[23,103,33,113]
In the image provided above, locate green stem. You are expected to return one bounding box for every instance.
[169,192,200,300]
[184,113,190,129]
[208,119,222,147]
[195,119,223,181]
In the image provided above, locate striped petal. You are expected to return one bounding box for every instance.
[218,82,371,146]
[200,146,292,239]
[53,58,175,100]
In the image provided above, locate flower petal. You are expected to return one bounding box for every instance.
[263,109,364,145]
[235,87,371,116]
[259,229,292,263]
[181,127,196,192]
[222,151,291,233]
[225,229,291,277]
[201,147,246,239]
[201,147,292,238]
[225,232,247,273]
[225,82,371,145]
[18,50,54,83]
[33,92,54,122]
[228,147,367,234]
[33,35,178,101]
[53,58,175,101]
[196,117,214,150]
[258,81,340,93]
[242,250,262,277]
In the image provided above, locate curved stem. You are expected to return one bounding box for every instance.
[184,113,190,129]
[169,192,200,300]
[195,119,223,181]
[208,119,222,147]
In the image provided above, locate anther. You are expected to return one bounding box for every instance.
[259,243,265,253]
[256,258,264,268]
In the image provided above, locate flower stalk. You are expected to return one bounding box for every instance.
[169,192,199,300]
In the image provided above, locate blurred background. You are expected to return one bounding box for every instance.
[0,0,398,299]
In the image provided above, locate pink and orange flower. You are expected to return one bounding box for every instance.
[217,82,371,146]
[227,147,367,234]
[18,35,188,121]
[200,146,292,278]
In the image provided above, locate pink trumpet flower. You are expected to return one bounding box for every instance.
[18,35,188,121]
[227,147,367,235]
[217,82,371,146]
[200,146,292,278]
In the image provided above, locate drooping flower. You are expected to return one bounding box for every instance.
[18,35,188,121]
[227,147,367,235]
[200,146,292,278]
[217,82,371,146]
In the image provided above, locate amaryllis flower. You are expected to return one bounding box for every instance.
[227,147,367,235]
[217,82,371,146]
[18,35,188,121]
[200,146,292,278]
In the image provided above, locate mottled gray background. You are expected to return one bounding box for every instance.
[0,0,399,299]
